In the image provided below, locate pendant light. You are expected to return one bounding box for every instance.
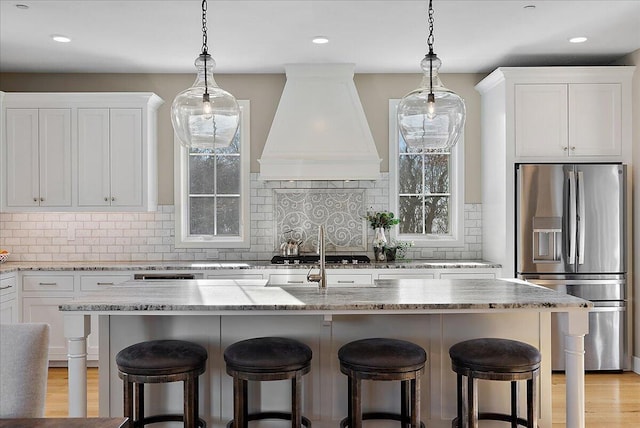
[397,0,465,151]
[171,0,240,150]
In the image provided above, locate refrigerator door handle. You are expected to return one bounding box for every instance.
[577,171,586,265]
[568,170,577,265]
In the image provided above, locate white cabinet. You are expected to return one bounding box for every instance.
[78,108,144,207]
[1,272,18,323]
[515,83,622,158]
[21,273,75,360]
[475,66,634,277]
[1,92,163,212]
[4,108,72,207]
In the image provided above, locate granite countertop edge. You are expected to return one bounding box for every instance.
[0,260,502,274]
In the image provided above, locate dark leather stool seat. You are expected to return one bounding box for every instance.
[338,338,427,428]
[224,337,312,428]
[116,340,208,428]
[449,338,541,428]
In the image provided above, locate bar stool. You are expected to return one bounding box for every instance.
[116,339,208,428]
[338,338,426,428]
[449,338,541,428]
[224,336,312,428]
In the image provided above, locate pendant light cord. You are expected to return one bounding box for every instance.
[427,0,435,96]
[201,0,209,96]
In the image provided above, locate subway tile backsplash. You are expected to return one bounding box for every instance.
[0,173,482,262]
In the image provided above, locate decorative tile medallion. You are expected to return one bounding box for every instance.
[274,189,366,252]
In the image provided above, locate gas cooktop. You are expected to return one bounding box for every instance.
[270,255,371,265]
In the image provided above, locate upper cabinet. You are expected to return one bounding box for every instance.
[514,82,622,158]
[5,108,72,207]
[1,92,163,212]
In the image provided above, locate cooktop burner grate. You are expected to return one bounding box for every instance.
[270,255,371,265]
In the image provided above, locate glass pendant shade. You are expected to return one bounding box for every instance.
[171,54,240,150]
[397,53,466,150]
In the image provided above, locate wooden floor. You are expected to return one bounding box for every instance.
[45,368,640,426]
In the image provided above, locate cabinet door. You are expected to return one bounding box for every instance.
[39,109,72,207]
[78,108,111,206]
[5,108,39,206]
[22,296,72,360]
[514,84,568,158]
[110,108,143,207]
[0,299,18,324]
[569,83,621,156]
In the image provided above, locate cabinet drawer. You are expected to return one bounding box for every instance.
[269,274,310,285]
[80,274,131,291]
[328,274,373,286]
[206,273,265,280]
[22,275,74,292]
[1,275,17,298]
[378,273,436,280]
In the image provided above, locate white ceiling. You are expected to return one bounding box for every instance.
[1,0,639,74]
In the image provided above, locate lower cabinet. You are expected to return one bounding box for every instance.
[1,273,18,323]
[22,295,73,360]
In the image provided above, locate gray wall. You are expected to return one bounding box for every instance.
[0,72,486,205]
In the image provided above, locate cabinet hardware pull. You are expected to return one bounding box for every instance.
[33,197,38,202]
[97,282,114,286]
[0,285,13,290]
[40,197,44,202]
[571,146,576,151]
[38,282,58,286]
[337,280,355,284]
[104,197,109,202]
[111,197,115,201]
[563,147,568,151]
[287,280,304,284]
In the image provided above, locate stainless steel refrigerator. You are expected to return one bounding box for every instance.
[516,163,626,371]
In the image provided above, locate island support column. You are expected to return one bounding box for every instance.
[64,314,91,417]
[560,310,589,428]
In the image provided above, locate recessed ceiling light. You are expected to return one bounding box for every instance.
[15,4,29,10]
[51,34,71,43]
[312,36,329,45]
[569,36,588,44]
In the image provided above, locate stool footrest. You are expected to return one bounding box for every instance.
[226,412,312,428]
[451,413,530,428]
[340,412,425,428]
[139,413,206,427]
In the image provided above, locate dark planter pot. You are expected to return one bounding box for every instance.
[384,247,397,262]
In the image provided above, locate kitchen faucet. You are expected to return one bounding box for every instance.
[307,225,326,289]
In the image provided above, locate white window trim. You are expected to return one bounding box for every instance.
[174,100,251,249]
[388,99,465,247]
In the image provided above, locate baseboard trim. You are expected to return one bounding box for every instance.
[633,356,640,374]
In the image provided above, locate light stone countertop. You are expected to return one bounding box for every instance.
[59,278,591,313]
[0,259,501,274]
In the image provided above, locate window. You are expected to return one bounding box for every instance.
[174,100,250,248]
[388,99,464,247]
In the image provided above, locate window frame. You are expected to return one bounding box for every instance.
[388,99,465,247]
[174,100,250,249]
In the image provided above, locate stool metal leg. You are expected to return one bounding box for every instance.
[184,376,196,428]
[401,380,409,428]
[463,375,478,428]
[528,376,537,428]
[511,381,518,428]
[291,373,302,428]
[351,375,362,428]
[123,380,134,428]
[232,376,247,428]
[136,382,144,427]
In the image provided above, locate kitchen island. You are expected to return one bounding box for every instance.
[60,278,591,428]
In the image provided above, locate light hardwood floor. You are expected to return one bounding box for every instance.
[45,368,639,426]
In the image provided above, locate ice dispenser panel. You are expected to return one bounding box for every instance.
[533,217,562,263]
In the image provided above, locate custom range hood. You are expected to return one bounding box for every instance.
[259,64,381,180]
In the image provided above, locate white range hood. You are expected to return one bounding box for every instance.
[259,64,381,181]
